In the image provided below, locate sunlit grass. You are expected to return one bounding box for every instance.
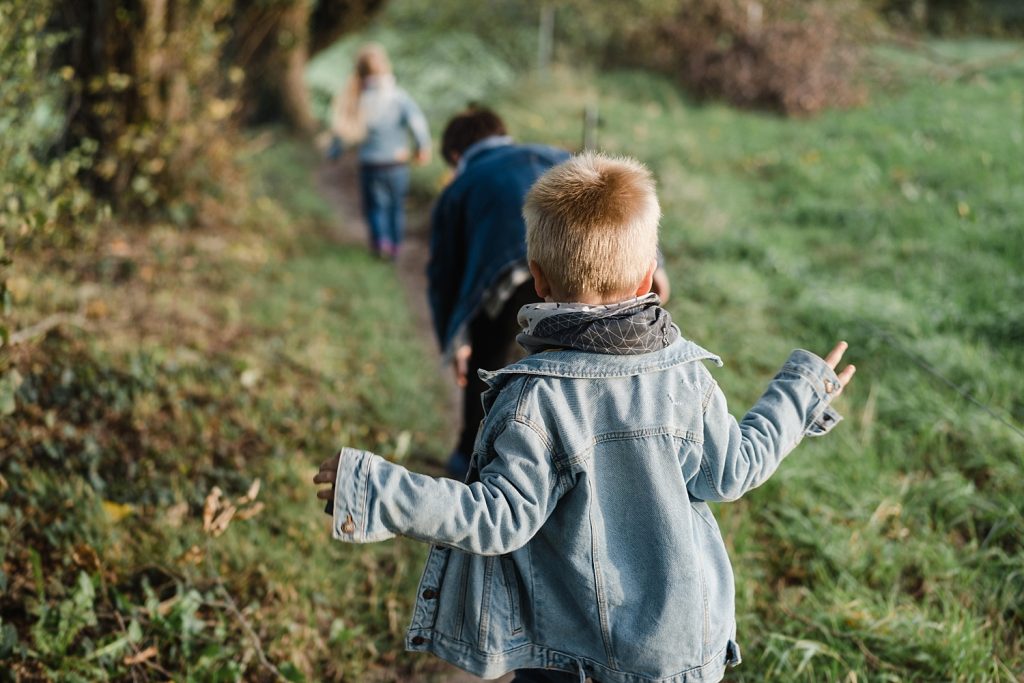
[489,44,1024,681]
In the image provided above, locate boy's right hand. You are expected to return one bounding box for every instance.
[314,453,341,515]
[823,341,856,397]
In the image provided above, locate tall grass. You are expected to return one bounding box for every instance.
[492,43,1023,680]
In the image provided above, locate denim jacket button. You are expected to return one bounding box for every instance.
[340,514,356,534]
[411,635,428,645]
[422,588,438,599]
[824,379,835,394]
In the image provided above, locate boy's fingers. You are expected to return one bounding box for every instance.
[837,364,856,385]
[823,341,848,369]
[313,470,334,485]
[316,487,333,500]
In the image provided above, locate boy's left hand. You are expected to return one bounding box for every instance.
[823,341,856,397]
[313,453,341,505]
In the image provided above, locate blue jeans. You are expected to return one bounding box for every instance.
[359,162,410,255]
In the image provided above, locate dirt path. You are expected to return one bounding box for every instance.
[315,158,461,457]
[315,158,512,683]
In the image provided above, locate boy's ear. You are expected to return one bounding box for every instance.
[634,259,658,297]
[529,260,552,299]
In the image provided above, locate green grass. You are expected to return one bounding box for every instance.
[0,137,451,680]
[4,30,1023,682]
[488,45,1024,681]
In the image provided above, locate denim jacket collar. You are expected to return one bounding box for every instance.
[455,135,515,176]
[480,336,722,386]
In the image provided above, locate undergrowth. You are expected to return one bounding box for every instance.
[0,136,450,681]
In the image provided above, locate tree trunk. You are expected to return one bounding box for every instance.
[53,0,387,211]
[228,0,386,132]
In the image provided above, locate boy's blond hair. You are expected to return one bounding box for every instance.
[524,153,660,299]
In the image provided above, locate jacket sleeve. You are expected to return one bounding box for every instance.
[330,419,561,555]
[688,349,844,502]
[400,92,431,153]
[426,195,463,350]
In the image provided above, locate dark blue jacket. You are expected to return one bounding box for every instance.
[427,143,570,353]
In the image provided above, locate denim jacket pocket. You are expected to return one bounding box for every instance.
[434,551,473,642]
[500,555,524,635]
[477,555,527,652]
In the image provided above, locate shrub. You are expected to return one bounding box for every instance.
[628,0,868,116]
[0,0,98,249]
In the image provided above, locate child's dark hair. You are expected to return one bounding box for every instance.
[441,105,507,166]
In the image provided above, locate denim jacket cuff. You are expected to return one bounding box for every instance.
[781,349,845,437]
[332,447,379,542]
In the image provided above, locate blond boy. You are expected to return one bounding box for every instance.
[315,153,855,682]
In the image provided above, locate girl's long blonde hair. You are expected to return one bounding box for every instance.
[330,43,392,145]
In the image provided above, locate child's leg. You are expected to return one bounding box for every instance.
[385,164,410,253]
[359,165,389,255]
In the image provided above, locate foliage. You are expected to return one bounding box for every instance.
[0,0,99,248]
[51,0,246,220]
[2,0,388,229]
[226,0,387,130]
[0,135,451,680]
[623,0,870,116]
[877,0,1024,35]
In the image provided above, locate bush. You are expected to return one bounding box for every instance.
[0,0,98,249]
[53,0,243,221]
[878,0,1024,36]
[628,0,868,116]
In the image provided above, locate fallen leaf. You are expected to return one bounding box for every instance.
[124,645,158,665]
[236,502,264,521]
[209,505,236,537]
[164,501,189,529]
[203,487,223,531]
[102,500,135,523]
[85,299,109,319]
[73,544,100,572]
[238,478,261,505]
[180,545,204,566]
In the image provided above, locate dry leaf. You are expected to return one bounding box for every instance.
[164,501,189,529]
[124,645,158,665]
[180,545,204,566]
[102,500,135,523]
[203,486,223,531]
[72,544,100,572]
[238,478,261,505]
[236,501,264,521]
[209,504,236,537]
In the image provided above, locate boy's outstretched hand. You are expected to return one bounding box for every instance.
[823,341,856,397]
[314,453,341,512]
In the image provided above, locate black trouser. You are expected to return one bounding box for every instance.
[455,281,541,458]
[512,669,586,682]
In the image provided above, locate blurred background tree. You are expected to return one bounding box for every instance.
[5,0,1021,231]
[2,0,387,227]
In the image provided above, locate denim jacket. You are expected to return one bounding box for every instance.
[427,142,570,353]
[330,339,843,682]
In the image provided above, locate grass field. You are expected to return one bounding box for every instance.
[487,46,1024,680]
[0,139,450,680]
[2,29,1022,683]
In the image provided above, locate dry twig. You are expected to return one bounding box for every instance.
[7,313,88,346]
